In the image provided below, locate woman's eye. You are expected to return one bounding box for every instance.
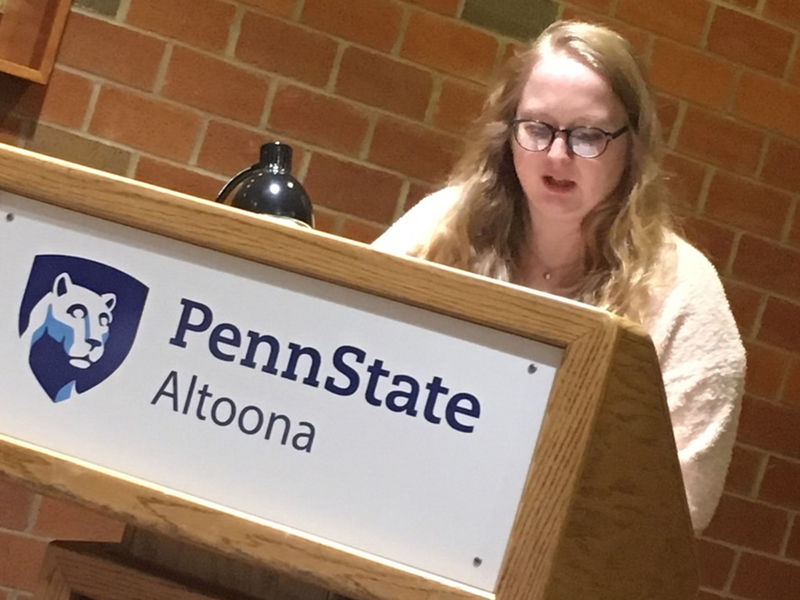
[526,123,552,138]
[573,128,604,143]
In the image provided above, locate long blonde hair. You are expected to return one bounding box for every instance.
[412,21,675,323]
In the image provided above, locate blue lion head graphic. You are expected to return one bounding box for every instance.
[19,255,148,403]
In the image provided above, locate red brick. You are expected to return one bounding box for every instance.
[725,444,765,495]
[340,218,384,244]
[704,172,792,239]
[697,538,735,590]
[135,156,225,200]
[268,85,369,156]
[0,113,23,145]
[649,39,736,109]
[0,477,34,530]
[0,72,44,118]
[764,0,800,29]
[369,116,461,183]
[90,86,202,161]
[616,0,708,45]
[198,121,275,176]
[301,0,402,52]
[0,532,47,590]
[788,518,800,560]
[733,235,800,298]
[759,298,800,354]
[335,46,433,120]
[126,0,235,51]
[761,138,800,194]
[792,54,800,87]
[405,182,436,210]
[401,11,498,83]
[696,591,725,600]
[312,208,338,234]
[33,496,124,540]
[682,217,735,271]
[236,12,337,88]
[733,71,800,140]
[304,153,402,223]
[162,46,269,125]
[731,553,800,600]
[744,341,789,399]
[403,0,461,16]
[564,0,613,12]
[707,7,793,77]
[433,78,487,134]
[238,0,297,17]
[59,13,165,90]
[704,494,788,552]
[785,360,800,407]
[654,93,679,142]
[677,107,765,176]
[662,153,706,212]
[759,456,800,510]
[739,393,800,458]
[558,7,650,56]
[27,126,133,175]
[722,279,762,337]
[38,68,93,128]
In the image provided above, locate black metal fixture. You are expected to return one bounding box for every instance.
[216,141,314,228]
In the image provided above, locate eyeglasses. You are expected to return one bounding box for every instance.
[511,119,629,158]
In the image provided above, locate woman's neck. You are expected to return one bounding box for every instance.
[519,220,585,294]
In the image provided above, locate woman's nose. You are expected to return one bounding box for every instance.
[547,132,572,160]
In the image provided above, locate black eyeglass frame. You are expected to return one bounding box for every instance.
[510,119,629,158]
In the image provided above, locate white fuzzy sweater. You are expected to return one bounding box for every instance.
[373,187,746,532]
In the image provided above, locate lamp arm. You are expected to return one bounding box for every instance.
[215,165,257,203]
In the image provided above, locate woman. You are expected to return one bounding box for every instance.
[373,20,745,533]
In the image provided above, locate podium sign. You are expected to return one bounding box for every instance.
[0,144,698,600]
[0,191,561,591]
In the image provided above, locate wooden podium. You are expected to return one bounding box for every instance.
[0,143,697,600]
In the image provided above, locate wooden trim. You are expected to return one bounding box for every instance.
[0,56,45,82]
[32,0,70,82]
[0,0,71,83]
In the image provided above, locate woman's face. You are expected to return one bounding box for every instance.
[511,51,629,229]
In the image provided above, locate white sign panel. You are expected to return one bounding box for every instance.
[0,192,561,591]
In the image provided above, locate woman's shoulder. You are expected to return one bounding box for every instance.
[669,234,728,297]
[649,233,744,357]
[371,186,463,255]
[672,234,717,271]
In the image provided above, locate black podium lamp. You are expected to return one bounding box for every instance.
[216,141,314,228]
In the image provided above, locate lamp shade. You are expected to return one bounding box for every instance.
[216,142,314,228]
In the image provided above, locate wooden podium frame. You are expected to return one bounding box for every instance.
[0,143,697,600]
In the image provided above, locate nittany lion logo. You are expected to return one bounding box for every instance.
[19,255,148,402]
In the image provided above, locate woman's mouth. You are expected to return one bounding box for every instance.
[543,175,576,192]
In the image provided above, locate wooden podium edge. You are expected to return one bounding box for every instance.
[0,433,490,600]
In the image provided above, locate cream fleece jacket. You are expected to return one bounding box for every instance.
[373,186,746,532]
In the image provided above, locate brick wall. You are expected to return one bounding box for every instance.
[0,0,798,598]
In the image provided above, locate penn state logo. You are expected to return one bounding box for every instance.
[18,255,148,402]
